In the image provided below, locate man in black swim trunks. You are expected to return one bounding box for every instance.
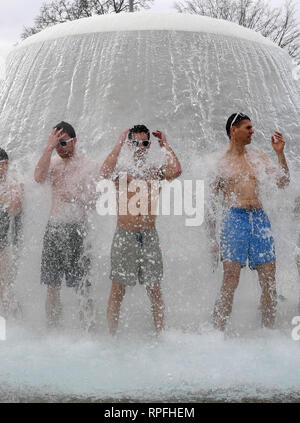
[34,122,98,329]
[0,148,23,317]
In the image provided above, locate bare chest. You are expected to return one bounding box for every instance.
[219,157,257,188]
[51,166,80,188]
[115,176,159,201]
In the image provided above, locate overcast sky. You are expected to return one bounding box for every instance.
[0,0,299,59]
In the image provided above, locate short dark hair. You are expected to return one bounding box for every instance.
[54,121,76,139]
[0,148,8,161]
[128,125,150,140]
[226,113,251,138]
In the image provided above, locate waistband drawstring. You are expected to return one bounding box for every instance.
[136,232,143,248]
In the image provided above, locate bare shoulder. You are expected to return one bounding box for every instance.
[214,153,228,176]
[248,148,269,162]
[80,155,97,166]
[248,148,278,176]
[49,157,61,172]
[48,157,63,183]
[79,156,99,173]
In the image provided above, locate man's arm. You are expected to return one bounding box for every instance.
[34,128,63,184]
[153,131,182,181]
[271,131,290,189]
[100,129,129,179]
[206,175,221,270]
[9,183,24,216]
[0,182,24,217]
[206,176,220,244]
[294,196,300,220]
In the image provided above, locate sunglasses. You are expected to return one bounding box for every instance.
[132,140,150,148]
[59,138,74,147]
[230,112,248,129]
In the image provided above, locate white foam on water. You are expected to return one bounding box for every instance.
[1,326,300,401]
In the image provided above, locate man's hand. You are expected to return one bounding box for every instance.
[271,131,286,155]
[47,128,64,151]
[118,129,130,147]
[153,130,167,147]
[0,190,11,210]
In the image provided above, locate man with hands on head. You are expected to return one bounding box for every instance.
[101,125,182,335]
[207,113,290,332]
[34,122,98,330]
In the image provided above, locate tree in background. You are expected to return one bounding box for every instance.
[21,0,153,39]
[175,0,300,63]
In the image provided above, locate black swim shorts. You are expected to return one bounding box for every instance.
[41,221,91,288]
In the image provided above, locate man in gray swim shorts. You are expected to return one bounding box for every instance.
[101,125,182,335]
[34,121,99,330]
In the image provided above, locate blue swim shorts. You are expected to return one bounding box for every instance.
[220,208,276,270]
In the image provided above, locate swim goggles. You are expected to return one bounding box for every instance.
[59,138,74,147]
[132,140,150,148]
[230,112,248,129]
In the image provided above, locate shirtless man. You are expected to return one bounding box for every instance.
[101,125,182,335]
[207,113,290,331]
[34,122,97,329]
[0,148,23,317]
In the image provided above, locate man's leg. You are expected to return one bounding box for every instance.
[46,285,62,328]
[296,251,300,278]
[107,282,126,335]
[0,249,9,316]
[296,249,300,313]
[68,232,95,332]
[146,283,165,333]
[41,222,64,328]
[256,262,277,328]
[213,261,241,331]
[77,283,95,332]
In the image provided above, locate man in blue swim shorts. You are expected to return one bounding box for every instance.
[207,113,290,331]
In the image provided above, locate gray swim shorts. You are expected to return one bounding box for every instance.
[0,207,10,252]
[110,228,163,286]
[41,221,91,288]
